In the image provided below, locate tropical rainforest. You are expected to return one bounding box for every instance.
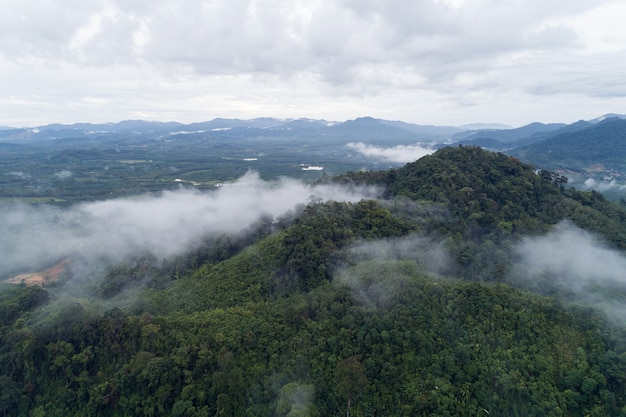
[2,146,626,416]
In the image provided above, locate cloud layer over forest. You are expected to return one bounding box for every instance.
[511,221,626,320]
[347,142,434,163]
[334,235,453,308]
[0,172,379,279]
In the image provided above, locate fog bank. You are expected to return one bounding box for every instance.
[0,172,380,279]
[510,221,626,321]
[334,235,453,308]
[347,142,434,163]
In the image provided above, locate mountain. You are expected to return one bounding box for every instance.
[458,122,513,130]
[0,116,468,145]
[2,146,626,416]
[185,117,288,131]
[443,120,596,152]
[272,118,330,130]
[512,117,626,170]
[325,116,419,142]
[38,120,186,133]
[451,121,567,143]
[588,113,626,124]
[2,114,623,148]
[379,119,464,139]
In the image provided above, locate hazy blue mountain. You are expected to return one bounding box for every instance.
[379,119,464,139]
[510,120,594,147]
[3,115,619,153]
[185,117,288,131]
[511,117,626,169]
[588,113,626,124]
[272,118,330,130]
[452,122,567,143]
[458,122,513,130]
[325,116,420,143]
[435,137,508,150]
[0,117,473,145]
[0,128,29,140]
[39,120,185,133]
[442,120,596,152]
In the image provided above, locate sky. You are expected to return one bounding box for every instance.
[1,0,625,128]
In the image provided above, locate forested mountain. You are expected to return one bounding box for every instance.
[442,117,626,175]
[445,121,594,151]
[512,117,626,170]
[451,121,566,143]
[2,146,626,416]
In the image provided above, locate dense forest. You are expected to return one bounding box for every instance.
[513,118,626,170]
[2,146,626,416]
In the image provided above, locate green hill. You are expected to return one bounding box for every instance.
[2,146,626,416]
[512,117,626,170]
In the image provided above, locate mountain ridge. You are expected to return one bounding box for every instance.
[512,117,626,170]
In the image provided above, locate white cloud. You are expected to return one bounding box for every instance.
[510,221,626,321]
[575,177,626,193]
[513,222,625,286]
[54,170,73,179]
[0,171,380,278]
[347,142,434,163]
[6,171,30,179]
[333,234,453,308]
[0,1,625,127]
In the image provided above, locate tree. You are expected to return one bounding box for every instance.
[334,357,368,417]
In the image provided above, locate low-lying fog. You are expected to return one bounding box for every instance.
[0,171,379,280]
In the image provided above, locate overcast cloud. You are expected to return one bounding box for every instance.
[1,0,625,126]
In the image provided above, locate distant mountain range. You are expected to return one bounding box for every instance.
[1,113,625,173]
[0,117,462,145]
[512,117,626,170]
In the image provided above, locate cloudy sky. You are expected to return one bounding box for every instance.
[1,0,625,127]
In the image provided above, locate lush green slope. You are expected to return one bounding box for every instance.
[512,118,626,170]
[337,145,626,281]
[3,146,626,416]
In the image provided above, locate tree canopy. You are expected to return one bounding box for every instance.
[3,146,626,416]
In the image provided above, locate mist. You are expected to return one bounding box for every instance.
[344,235,452,274]
[0,171,380,281]
[346,142,434,163]
[510,220,626,321]
[333,234,453,308]
[579,177,626,193]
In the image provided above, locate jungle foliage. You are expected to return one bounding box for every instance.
[3,146,626,416]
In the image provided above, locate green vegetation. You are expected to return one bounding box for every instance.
[3,146,626,415]
[513,118,626,170]
[0,131,379,203]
